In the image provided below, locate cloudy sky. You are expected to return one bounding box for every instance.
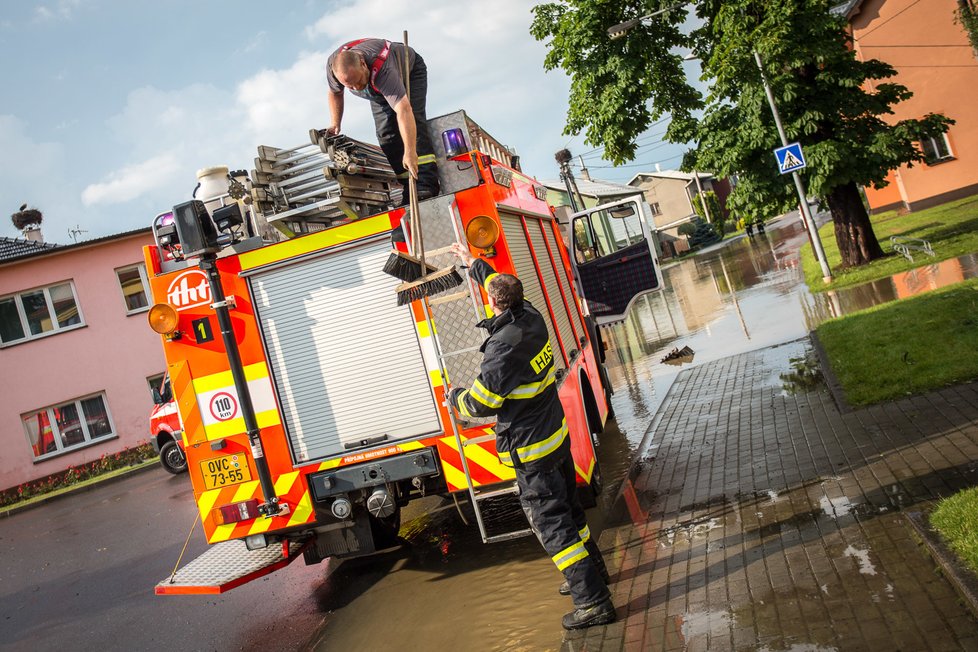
[0,0,692,243]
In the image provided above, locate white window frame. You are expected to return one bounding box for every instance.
[921,133,954,165]
[649,202,662,216]
[22,392,117,462]
[0,280,85,347]
[115,263,151,315]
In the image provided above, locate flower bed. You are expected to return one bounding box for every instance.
[0,443,156,508]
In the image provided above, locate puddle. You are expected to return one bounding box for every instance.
[808,252,978,323]
[601,214,977,442]
[842,545,878,576]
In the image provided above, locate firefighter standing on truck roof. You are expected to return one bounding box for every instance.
[447,243,616,631]
[326,37,440,201]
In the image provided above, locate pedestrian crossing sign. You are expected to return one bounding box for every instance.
[774,142,806,174]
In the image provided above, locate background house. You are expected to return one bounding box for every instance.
[0,228,165,490]
[628,170,733,258]
[838,0,978,212]
[541,175,663,257]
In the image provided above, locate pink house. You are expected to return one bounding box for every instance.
[0,228,166,490]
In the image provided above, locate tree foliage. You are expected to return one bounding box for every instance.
[692,189,725,232]
[531,0,954,269]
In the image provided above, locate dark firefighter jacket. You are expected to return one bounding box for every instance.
[450,258,568,470]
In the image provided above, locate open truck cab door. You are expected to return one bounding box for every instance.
[570,197,664,325]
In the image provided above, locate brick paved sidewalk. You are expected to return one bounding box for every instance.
[570,339,978,651]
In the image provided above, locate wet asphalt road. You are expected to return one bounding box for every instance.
[0,469,335,652]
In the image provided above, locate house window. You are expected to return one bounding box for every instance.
[921,134,954,165]
[116,263,150,313]
[147,373,166,397]
[0,281,83,346]
[22,393,115,461]
[649,202,662,216]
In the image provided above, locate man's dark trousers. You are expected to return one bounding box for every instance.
[516,448,610,608]
[370,54,439,194]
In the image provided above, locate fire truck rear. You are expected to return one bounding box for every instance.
[145,111,654,595]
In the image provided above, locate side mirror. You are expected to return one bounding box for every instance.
[609,204,636,219]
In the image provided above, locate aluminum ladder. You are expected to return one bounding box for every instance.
[415,203,533,544]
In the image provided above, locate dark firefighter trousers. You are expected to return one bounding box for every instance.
[516,449,611,608]
[369,53,439,195]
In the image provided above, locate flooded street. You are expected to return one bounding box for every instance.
[309,211,976,650]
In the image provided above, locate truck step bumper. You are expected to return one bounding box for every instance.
[155,538,311,595]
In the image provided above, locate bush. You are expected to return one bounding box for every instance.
[0,443,155,508]
[682,217,721,248]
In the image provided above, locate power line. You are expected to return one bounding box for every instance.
[578,135,673,161]
[856,0,923,41]
[860,44,971,48]
[581,152,686,170]
[575,116,673,157]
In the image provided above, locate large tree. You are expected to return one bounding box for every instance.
[531,0,953,268]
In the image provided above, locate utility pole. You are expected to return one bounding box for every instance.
[555,149,586,212]
[753,50,833,283]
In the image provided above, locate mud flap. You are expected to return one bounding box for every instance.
[155,538,312,595]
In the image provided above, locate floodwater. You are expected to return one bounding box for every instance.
[309,212,976,651]
[602,212,978,434]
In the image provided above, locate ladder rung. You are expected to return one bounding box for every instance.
[485,529,534,544]
[462,434,495,446]
[473,485,519,501]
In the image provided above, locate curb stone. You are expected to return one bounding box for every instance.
[0,461,161,519]
[809,329,852,413]
[906,510,978,621]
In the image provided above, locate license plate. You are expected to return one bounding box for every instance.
[200,454,251,490]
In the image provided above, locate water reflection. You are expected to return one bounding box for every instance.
[601,214,978,435]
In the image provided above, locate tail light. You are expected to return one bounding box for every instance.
[217,499,259,524]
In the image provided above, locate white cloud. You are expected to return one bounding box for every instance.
[81,153,181,206]
[34,0,82,22]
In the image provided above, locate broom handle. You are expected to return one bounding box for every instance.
[403,30,425,267]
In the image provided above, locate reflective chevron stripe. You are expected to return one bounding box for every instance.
[552,540,588,571]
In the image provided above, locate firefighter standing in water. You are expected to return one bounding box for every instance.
[326,38,440,200]
[447,243,616,630]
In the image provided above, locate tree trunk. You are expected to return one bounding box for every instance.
[827,182,885,268]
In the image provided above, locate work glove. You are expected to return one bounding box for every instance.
[448,387,465,411]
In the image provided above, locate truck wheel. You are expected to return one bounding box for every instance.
[160,440,188,475]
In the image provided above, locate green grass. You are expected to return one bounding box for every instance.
[801,195,978,291]
[816,277,978,405]
[931,487,978,576]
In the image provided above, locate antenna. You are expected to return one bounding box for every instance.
[68,225,88,243]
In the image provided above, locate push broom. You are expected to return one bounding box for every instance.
[391,30,463,305]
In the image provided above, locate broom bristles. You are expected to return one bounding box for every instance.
[395,267,464,306]
[383,250,436,282]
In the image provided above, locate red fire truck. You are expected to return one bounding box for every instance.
[145,111,662,594]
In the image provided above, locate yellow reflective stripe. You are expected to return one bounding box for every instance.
[273,472,298,496]
[462,440,516,482]
[210,523,237,543]
[516,420,568,463]
[471,379,504,408]
[456,390,474,417]
[238,213,392,271]
[194,363,269,394]
[204,408,281,441]
[483,272,499,290]
[287,491,314,528]
[553,540,589,571]
[417,154,437,165]
[396,171,410,179]
[498,449,514,467]
[579,525,591,543]
[232,480,260,504]
[507,368,556,399]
